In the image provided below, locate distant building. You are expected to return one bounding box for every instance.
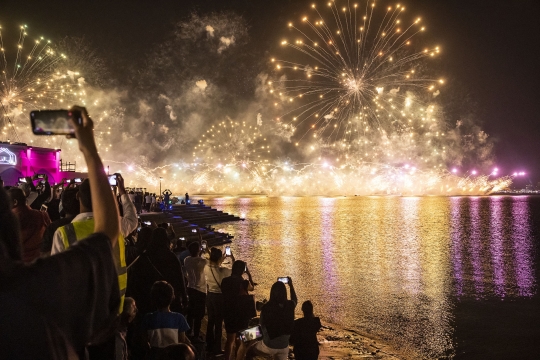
[0,142,86,186]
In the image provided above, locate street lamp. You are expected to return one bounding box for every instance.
[159,177,163,195]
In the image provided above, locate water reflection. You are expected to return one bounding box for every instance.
[204,195,538,358]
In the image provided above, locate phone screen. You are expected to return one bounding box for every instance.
[202,242,207,250]
[74,178,82,183]
[238,326,262,342]
[277,277,289,284]
[108,175,117,186]
[30,110,82,135]
[225,246,231,256]
[18,177,27,183]
[144,221,151,226]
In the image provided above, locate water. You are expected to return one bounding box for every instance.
[202,195,540,359]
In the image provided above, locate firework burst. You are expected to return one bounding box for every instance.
[270,0,443,145]
[0,24,84,146]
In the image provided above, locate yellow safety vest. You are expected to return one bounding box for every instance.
[57,218,127,312]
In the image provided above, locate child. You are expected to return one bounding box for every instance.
[142,281,192,359]
[289,301,322,360]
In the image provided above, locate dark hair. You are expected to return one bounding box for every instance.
[269,281,287,305]
[61,188,80,215]
[0,187,21,261]
[7,187,26,208]
[301,300,314,318]
[137,227,153,253]
[78,179,92,210]
[231,260,246,277]
[148,227,170,252]
[209,247,222,262]
[151,281,174,309]
[188,242,200,257]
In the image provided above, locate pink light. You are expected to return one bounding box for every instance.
[452,168,458,173]
[513,172,518,176]
[471,170,477,175]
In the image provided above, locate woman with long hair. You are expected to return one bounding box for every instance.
[246,277,297,360]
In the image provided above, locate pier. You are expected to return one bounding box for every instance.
[139,204,242,246]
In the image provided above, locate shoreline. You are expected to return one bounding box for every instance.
[317,321,405,359]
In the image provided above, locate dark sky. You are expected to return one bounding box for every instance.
[3,0,540,184]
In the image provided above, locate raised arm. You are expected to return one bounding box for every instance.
[70,106,119,244]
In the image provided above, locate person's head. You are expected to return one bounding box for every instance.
[61,187,80,216]
[8,187,26,209]
[77,179,92,212]
[209,247,222,263]
[0,187,21,261]
[269,281,288,305]
[301,300,314,318]
[188,241,200,257]
[137,226,153,253]
[161,343,196,360]
[151,281,174,310]
[121,297,138,324]
[231,260,246,277]
[148,227,170,252]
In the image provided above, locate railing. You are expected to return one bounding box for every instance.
[59,160,76,172]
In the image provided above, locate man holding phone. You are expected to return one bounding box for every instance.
[183,238,210,342]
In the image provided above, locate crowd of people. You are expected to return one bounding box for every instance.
[0,106,322,360]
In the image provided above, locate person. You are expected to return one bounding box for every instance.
[222,260,256,360]
[141,281,191,359]
[151,193,157,211]
[183,241,208,342]
[145,192,152,212]
[51,172,138,310]
[8,187,51,263]
[205,247,234,354]
[136,226,153,254]
[289,301,322,360]
[29,175,52,211]
[246,278,297,360]
[41,187,80,256]
[184,192,189,204]
[126,228,187,317]
[0,105,121,358]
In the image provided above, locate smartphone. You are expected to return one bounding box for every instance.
[168,222,171,226]
[237,326,262,343]
[30,109,82,135]
[108,175,117,186]
[277,277,289,284]
[36,174,45,179]
[40,204,48,212]
[201,240,207,250]
[192,229,197,233]
[225,246,231,256]
[18,177,27,183]
[144,221,151,226]
[74,178,82,184]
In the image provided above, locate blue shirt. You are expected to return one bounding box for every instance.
[142,311,190,348]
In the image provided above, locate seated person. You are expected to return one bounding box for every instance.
[142,281,192,359]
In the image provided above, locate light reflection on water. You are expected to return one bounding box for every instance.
[203,196,538,358]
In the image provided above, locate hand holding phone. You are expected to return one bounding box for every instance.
[201,240,207,250]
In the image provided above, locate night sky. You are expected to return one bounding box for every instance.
[3,0,540,185]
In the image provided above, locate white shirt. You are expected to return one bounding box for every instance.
[51,194,138,254]
[145,195,152,203]
[184,256,208,293]
[204,263,231,294]
[151,196,156,204]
